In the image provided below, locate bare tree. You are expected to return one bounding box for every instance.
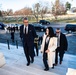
[32,3,40,22]
[0,10,2,17]
[40,7,47,19]
[40,2,48,20]
[51,0,66,20]
[0,4,3,17]
[14,7,32,16]
[6,9,13,16]
[32,2,49,22]
[1,9,13,16]
[13,7,32,23]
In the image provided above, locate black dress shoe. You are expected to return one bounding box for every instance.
[31,59,34,63]
[44,68,49,71]
[54,63,58,66]
[37,54,38,56]
[31,60,34,63]
[60,61,62,64]
[26,63,30,66]
[52,64,54,69]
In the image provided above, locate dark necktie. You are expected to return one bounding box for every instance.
[25,27,26,34]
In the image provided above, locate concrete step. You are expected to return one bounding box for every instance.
[2,65,37,75]
[1,64,59,75]
[0,43,76,75]
[0,68,18,75]
[13,63,59,75]
[13,59,67,75]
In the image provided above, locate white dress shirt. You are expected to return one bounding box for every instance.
[46,36,50,44]
[56,33,60,47]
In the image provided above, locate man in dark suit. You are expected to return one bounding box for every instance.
[10,26,15,42]
[20,17,37,66]
[55,28,68,65]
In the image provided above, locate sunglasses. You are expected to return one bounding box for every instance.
[56,32,60,33]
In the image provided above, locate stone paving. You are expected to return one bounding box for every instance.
[0,43,76,75]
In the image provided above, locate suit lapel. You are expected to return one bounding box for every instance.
[28,25,30,34]
[23,25,24,34]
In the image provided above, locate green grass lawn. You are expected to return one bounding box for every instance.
[1,17,76,24]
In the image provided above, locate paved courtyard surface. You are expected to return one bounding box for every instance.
[0,43,76,75]
[0,23,76,75]
[0,24,76,55]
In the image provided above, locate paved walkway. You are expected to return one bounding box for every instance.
[0,43,76,75]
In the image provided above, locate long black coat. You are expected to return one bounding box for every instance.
[59,33,68,52]
[20,24,37,47]
[10,27,15,40]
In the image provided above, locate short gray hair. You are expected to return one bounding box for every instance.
[56,28,61,32]
[56,28,60,30]
[23,17,28,21]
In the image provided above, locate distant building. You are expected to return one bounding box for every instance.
[67,7,76,14]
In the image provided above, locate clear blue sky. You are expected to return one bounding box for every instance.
[0,0,76,12]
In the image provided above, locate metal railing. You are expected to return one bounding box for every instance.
[0,38,19,50]
[0,37,42,50]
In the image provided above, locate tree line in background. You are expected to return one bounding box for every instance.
[0,0,75,22]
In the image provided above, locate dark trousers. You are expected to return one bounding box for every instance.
[11,32,14,42]
[24,44,34,63]
[34,43,38,56]
[55,47,64,64]
[43,53,49,69]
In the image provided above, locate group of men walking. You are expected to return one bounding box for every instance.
[20,17,68,71]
